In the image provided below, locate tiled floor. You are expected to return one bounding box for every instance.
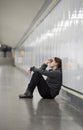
[0,65,83,130]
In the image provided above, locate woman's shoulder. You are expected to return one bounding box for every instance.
[55,68,62,73]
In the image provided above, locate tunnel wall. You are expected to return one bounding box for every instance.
[14,0,83,110]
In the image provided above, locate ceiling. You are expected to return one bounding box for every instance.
[0,0,57,48]
[0,0,60,48]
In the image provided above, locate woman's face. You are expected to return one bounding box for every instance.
[49,58,58,68]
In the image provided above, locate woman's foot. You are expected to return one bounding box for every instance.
[19,90,33,98]
[19,93,33,98]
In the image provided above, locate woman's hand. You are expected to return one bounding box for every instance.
[45,58,53,65]
[28,66,35,73]
[30,66,35,71]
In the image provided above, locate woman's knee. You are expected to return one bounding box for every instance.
[33,71,41,76]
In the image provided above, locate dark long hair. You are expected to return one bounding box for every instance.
[54,57,62,84]
[54,57,62,70]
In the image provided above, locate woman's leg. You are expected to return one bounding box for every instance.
[19,72,52,99]
[27,72,52,98]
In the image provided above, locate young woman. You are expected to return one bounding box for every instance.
[19,57,62,99]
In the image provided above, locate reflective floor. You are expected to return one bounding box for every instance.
[0,65,83,130]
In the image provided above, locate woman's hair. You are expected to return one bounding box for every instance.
[54,57,62,69]
[54,57,62,84]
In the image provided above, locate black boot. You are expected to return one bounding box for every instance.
[19,90,33,99]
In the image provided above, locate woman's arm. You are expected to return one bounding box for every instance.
[30,66,61,78]
[30,58,51,71]
[39,64,48,70]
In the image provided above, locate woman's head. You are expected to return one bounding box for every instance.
[54,57,62,68]
[49,57,62,69]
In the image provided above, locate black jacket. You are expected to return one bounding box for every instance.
[31,64,62,97]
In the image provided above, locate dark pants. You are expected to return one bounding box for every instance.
[26,72,53,99]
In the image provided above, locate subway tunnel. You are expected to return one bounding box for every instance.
[0,0,83,130]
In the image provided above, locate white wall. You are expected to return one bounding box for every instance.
[15,0,83,93]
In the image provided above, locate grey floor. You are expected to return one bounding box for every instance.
[0,65,83,130]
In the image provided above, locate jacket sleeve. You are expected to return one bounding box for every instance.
[30,64,47,71]
[39,63,48,70]
[31,66,61,78]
